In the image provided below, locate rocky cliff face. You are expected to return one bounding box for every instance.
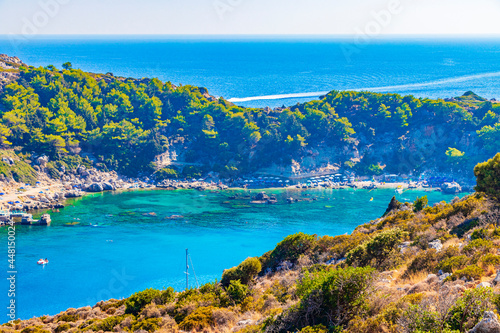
[0,54,24,90]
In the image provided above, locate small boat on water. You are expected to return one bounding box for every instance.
[37,259,49,265]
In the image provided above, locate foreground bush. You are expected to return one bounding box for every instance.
[221,257,262,286]
[346,228,406,269]
[399,288,494,333]
[262,233,317,272]
[178,306,215,331]
[450,265,483,281]
[125,288,169,315]
[270,266,375,332]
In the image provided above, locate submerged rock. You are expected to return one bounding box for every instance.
[253,191,270,201]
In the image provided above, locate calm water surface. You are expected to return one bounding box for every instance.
[0,188,466,321]
[1,36,499,107]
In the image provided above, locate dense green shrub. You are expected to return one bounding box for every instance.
[400,304,443,333]
[54,323,71,333]
[462,239,494,256]
[197,281,231,308]
[125,288,162,315]
[221,257,262,286]
[401,288,493,333]
[446,288,494,331]
[451,218,480,238]
[155,167,178,180]
[45,162,61,179]
[406,249,441,275]
[322,233,370,259]
[274,266,375,331]
[413,196,429,212]
[438,255,470,273]
[480,253,500,266]
[178,306,215,331]
[130,318,162,332]
[182,165,203,179]
[57,314,79,322]
[89,316,125,332]
[227,280,249,304]
[262,233,317,271]
[471,228,490,240]
[299,325,329,332]
[159,287,176,304]
[346,228,406,269]
[474,153,500,199]
[450,265,483,281]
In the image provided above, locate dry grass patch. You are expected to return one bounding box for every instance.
[397,271,429,286]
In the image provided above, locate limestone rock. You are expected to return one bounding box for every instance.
[87,183,103,192]
[477,282,492,289]
[492,271,500,285]
[426,274,439,284]
[469,311,500,333]
[428,239,443,252]
[37,156,49,167]
[384,196,402,216]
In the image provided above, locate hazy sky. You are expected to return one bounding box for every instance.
[1,0,499,35]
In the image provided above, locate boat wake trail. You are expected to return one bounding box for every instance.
[361,71,500,92]
[227,71,500,103]
[228,91,331,103]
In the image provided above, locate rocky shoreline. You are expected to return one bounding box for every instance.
[0,162,471,214]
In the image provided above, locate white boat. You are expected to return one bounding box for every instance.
[37,259,49,265]
[395,188,404,194]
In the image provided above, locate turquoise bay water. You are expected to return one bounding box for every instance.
[0,188,465,322]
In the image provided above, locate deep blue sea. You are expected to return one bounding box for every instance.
[1,35,500,107]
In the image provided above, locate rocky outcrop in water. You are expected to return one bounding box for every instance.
[442,182,462,194]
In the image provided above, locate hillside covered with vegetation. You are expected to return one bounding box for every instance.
[1,56,499,179]
[4,155,500,333]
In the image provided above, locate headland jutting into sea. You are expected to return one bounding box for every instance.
[0,53,481,214]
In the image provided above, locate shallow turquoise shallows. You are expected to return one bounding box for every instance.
[1,188,465,322]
